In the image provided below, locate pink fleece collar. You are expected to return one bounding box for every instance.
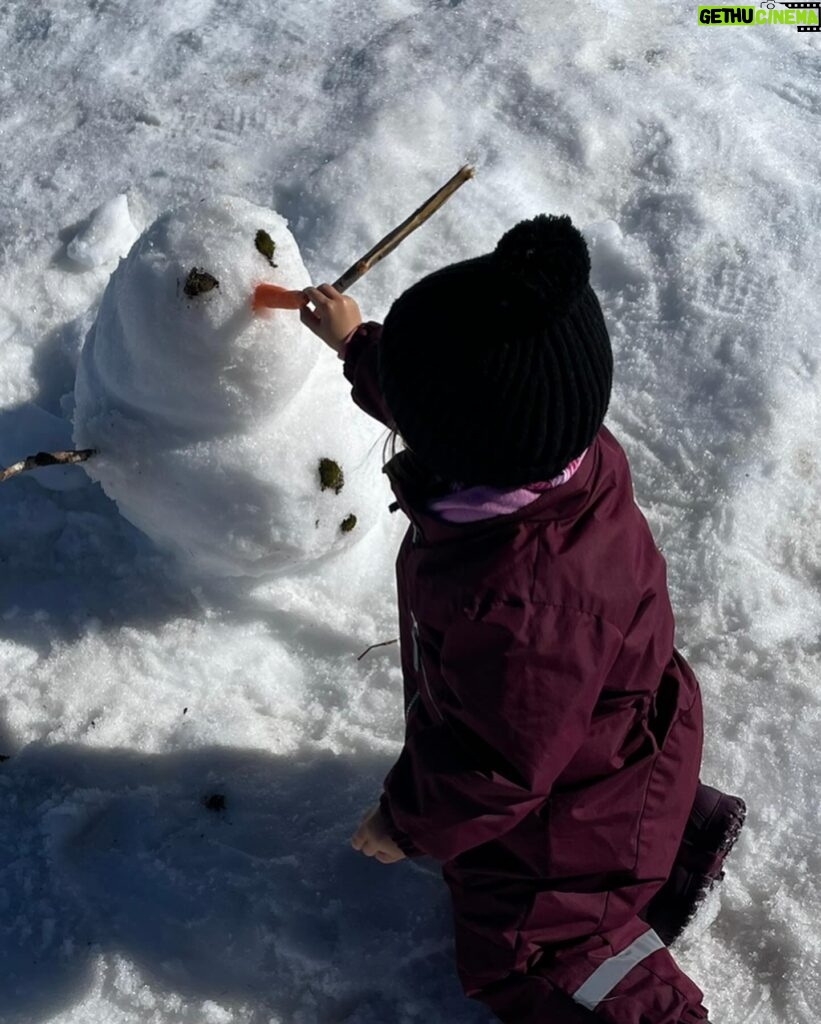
[427,449,589,523]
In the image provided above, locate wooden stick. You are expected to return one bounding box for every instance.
[333,164,475,293]
[3,170,474,481]
[0,449,97,484]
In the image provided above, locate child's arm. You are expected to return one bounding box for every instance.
[338,321,398,430]
[300,283,397,430]
[379,601,624,863]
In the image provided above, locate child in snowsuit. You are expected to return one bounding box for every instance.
[300,215,745,1024]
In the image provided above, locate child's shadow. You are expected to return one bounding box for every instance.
[0,744,487,1023]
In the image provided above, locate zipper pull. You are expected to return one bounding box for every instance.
[411,523,420,544]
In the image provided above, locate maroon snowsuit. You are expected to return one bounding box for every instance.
[343,322,709,1023]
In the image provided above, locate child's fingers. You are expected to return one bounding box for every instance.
[351,829,390,860]
[317,283,342,299]
[351,819,379,850]
[303,286,331,307]
[374,849,402,864]
[299,304,321,329]
[377,837,406,863]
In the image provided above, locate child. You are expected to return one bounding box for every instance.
[300,215,745,1024]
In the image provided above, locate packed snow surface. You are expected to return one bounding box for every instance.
[0,2,819,1024]
[73,195,380,576]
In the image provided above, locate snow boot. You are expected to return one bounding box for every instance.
[640,781,746,946]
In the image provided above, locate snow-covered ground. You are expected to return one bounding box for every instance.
[1,2,819,1022]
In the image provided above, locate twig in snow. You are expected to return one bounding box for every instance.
[357,637,399,661]
[0,449,97,483]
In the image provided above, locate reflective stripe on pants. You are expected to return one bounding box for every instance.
[572,927,666,1011]
[470,915,708,1023]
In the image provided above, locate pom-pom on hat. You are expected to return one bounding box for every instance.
[377,213,613,487]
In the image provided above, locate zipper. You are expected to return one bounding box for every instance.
[405,690,421,720]
[411,609,421,671]
[410,609,443,722]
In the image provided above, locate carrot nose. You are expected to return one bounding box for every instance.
[252,283,309,312]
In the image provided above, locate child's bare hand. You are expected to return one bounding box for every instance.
[350,803,407,864]
[300,283,362,354]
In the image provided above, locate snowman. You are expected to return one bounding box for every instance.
[72,195,384,578]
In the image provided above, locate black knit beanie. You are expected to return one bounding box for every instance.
[377,213,613,488]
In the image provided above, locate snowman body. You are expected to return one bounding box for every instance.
[73,196,383,577]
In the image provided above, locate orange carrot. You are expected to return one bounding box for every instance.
[252,283,308,312]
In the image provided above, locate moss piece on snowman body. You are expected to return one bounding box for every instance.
[183,267,220,297]
[340,514,357,533]
[318,458,344,494]
[255,229,278,267]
